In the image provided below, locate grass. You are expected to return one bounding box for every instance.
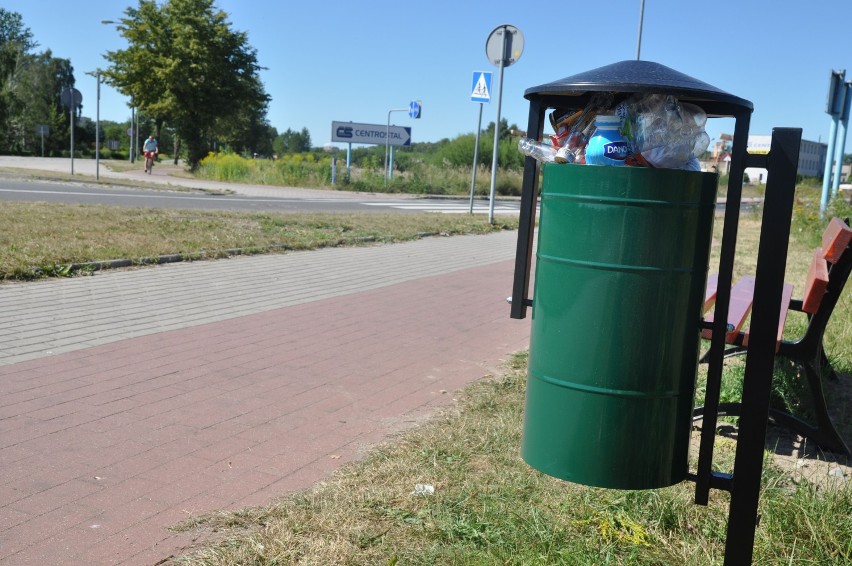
[0,203,518,281]
[159,194,852,565]
[193,153,528,196]
[165,352,850,565]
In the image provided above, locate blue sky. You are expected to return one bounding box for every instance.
[4,0,851,151]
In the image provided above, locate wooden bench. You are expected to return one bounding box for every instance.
[699,217,852,455]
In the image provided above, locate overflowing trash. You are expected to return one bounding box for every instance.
[518,93,710,171]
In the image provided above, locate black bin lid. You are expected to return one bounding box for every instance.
[524,60,752,118]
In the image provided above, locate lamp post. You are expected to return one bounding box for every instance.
[86,70,102,180]
[96,71,100,179]
[101,19,135,164]
[636,0,646,60]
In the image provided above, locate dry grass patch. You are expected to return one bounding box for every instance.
[165,350,849,566]
[0,202,518,280]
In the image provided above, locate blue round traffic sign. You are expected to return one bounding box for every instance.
[408,100,421,119]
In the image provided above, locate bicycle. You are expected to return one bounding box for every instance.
[144,151,156,174]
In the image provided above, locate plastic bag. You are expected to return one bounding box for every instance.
[622,94,710,169]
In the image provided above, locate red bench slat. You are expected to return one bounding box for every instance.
[704,273,719,312]
[802,247,830,314]
[703,275,794,350]
[703,218,848,350]
[822,217,852,264]
[742,282,794,350]
[702,275,756,342]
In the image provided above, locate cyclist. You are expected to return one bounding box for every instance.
[143,135,159,173]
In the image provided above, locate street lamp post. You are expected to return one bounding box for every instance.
[96,71,100,180]
[87,70,102,180]
[131,107,136,164]
[102,19,136,164]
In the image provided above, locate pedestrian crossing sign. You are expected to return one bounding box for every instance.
[470,71,493,103]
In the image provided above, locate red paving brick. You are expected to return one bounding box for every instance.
[0,259,530,564]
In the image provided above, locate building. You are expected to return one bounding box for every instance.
[743,135,828,184]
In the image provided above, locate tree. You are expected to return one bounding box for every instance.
[103,0,270,168]
[1,12,78,155]
[0,8,37,152]
[213,103,275,156]
[274,127,312,155]
[0,9,35,50]
[7,51,75,155]
[483,118,517,141]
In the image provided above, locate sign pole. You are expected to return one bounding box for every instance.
[385,110,393,183]
[487,33,508,224]
[484,25,523,224]
[831,82,852,199]
[469,102,484,214]
[469,71,492,214]
[61,87,82,174]
[821,69,846,216]
[384,103,420,184]
[385,108,407,183]
[821,117,840,214]
[70,102,75,175]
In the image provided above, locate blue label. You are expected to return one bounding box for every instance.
[603,141,629,159]
[586,130,629,166]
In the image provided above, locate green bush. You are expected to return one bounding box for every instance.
[193,148,525,195]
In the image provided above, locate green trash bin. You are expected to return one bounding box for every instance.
[521,163,718,490]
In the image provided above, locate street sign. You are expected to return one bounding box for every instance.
[60,88,82,109]
[470,71,493,103]
[826,69,847,116]
[408,100,422,119]
[35,125,50,136]
[485,25,524,67]
[332,121,412,146]
[483,24,523,224]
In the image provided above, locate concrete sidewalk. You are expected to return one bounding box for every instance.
[0,231,531,565]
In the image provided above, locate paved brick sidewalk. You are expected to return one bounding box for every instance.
[0,232,531,565]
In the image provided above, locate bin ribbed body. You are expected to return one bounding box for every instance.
[521,164,717,489]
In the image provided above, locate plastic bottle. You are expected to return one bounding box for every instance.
[517,138,558,164]
[585,115,630,166]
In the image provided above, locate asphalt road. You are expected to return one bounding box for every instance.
[0,176,420,213]
[0,156,522,215]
